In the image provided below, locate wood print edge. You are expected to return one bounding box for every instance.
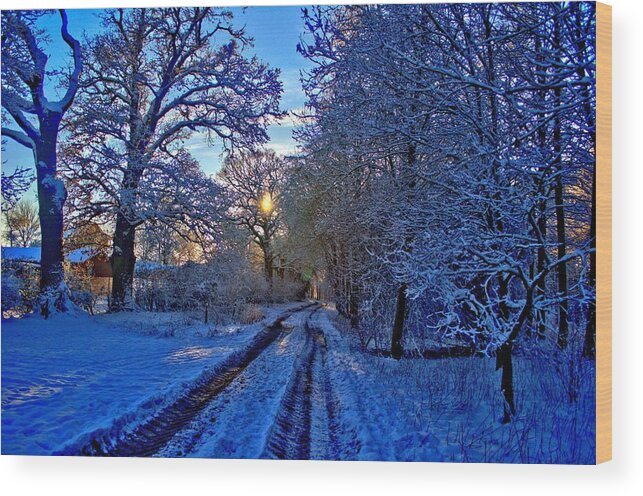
[596,1,612,465]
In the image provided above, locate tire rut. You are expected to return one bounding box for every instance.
[312,328,341,460]
[262,310,340,460]
[58,303,317,457]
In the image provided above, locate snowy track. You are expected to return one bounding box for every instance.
[262,311,340,460]
[60,303,317,457]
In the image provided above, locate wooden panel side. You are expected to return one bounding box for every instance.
[596,1,612,465]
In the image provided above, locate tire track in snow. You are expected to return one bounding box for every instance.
[57,303,317,457]
[261,310,341,460]
[310,325,341,460]
[154,312,310,458]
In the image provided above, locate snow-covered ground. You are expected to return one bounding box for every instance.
[1,302,304,455]
[313,307,596,464]
[2,303,595,463]
[156,309,311,458]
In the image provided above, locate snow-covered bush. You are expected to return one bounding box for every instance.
[1,269,23,316]
[131,250,278,324]
[267,278,306,304]
[1,264,39,317]
[69,288,96,315]
[65,262,100,314]
[200,257,270,322]
[525,326,593,405]
[239,304,264,324]
[133,264,175,312]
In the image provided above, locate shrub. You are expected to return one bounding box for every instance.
[1,264,38,317]
[1,269,23,315]
[239,303,265,324]
[65,262,99,314]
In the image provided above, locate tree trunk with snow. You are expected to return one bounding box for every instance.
[1,9,82,317]
[35,115,72,316]
[110,164,143,310]
[554,168,569,350]
[262,242,273,282]
[553,93,569,349]
[583,164,597,358]
[391,283,407,359]
[110,214,137,311]
[390,145,417,360]
[535,201,548,339]
[495,341,515,424]
[552,12,569,350]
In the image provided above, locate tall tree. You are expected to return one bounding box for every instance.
[1,9,82,316]
[220,150,288,281]
[63,7,283,310]
[295,2,596,421]
[1,163,34,211]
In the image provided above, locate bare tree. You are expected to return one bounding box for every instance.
[1,9,82,316]
[62,7,283,310]
[1,161,34,211]
[220,150,288,281]
[4,199,40,247]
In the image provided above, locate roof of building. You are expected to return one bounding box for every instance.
[67,247,94,263]
[1,246,41,263]
[2,246,100,264]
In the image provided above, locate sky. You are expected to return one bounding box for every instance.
[1,5,314,192]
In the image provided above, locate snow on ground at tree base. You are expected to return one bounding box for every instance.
[313,307,597,464]
[0,302,304,455]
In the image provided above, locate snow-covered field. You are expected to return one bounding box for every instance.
[1,303,595,463]
[1,302,304,455]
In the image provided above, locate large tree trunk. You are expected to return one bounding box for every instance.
[262,242,273,281]
[1,10,81,317]
[572,2,597,360]
[109,66,147,312]
[535,206,547,339]
[390,145,416,360]
[391,283,407,359]
[110,212,137,311]
[552,11,569,350]
[496,292,533,423]
[534,78,548,340]
[496,275,515,423]
[109,155,144,311]
[35,117,72,317]
[554,174,569,349]
[264,255,273,281]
